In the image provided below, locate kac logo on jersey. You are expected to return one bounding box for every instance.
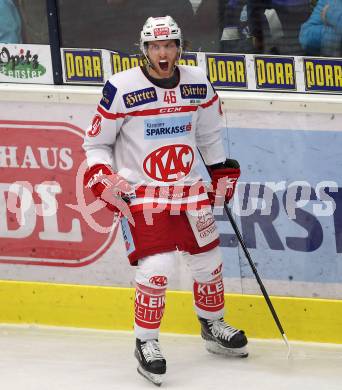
[144,115,192,139]
[180,84,207,99]
[123,87,157,108]
[100,81,117,110]
[143,144,194,182]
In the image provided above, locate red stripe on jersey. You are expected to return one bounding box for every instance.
[97,99,220,120]
[134,183,207,199]
[199,93,219,109]
[130,183,210,212]
[129,105,198,117]
[129,199,211,213]
[97,106,126,119]
[98,104,198,120]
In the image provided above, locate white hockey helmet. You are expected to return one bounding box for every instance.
[140,16,183,55]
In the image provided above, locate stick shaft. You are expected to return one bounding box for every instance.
[196,148,288,346]
[224,203,286,337]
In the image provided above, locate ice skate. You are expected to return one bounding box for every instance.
[135,338,166,386]
[198,317,248,358]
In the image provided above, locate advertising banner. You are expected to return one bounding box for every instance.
[61,48,342,94]
[0,99,341,299]
[62,49,104,84]
[206,53,247,89]
[0,120,118,267]
[254,56,296,91]
[217,110,342,298]
[0,44,53,84]
[109,51,198,76]
[303,58,342,93]
[61,49,198,84]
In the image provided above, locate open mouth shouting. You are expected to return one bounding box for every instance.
[158,60,169,72]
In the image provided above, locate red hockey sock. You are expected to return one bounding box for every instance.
[193,275,225,313]
[135,283,166,330]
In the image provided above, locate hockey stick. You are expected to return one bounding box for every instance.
[222,202,291,357]
[198,149,290,356]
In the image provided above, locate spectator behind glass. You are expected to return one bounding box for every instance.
[192,0,226,52]
[299,0,342,57]
[0,0,22,43]
[221,0,254,53]
[17,0,49,44]
[248,0,311,55]
[58,0,195,53]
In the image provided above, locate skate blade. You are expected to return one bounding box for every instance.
[205,340,249,358]
[137,365,165,386]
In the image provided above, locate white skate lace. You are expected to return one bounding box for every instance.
[208,319,240,341]
[141,340,164,363]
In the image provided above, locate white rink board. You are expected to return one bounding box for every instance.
[0,86,342,299]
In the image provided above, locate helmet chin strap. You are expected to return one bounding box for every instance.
[143,47,154,69]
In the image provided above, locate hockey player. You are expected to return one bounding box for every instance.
[83,16,248,386]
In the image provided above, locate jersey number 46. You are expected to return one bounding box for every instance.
[163,91,177,104]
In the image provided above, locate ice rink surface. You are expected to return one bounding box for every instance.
[1,325,341,390]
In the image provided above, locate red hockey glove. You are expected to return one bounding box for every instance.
[207,159,240,206]
[84,164,135,214]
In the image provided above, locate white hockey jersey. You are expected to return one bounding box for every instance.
[83,65,226,212]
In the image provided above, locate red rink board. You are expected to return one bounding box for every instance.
[0,120,118,267]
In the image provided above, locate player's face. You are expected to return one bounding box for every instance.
[147,40,179,79]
